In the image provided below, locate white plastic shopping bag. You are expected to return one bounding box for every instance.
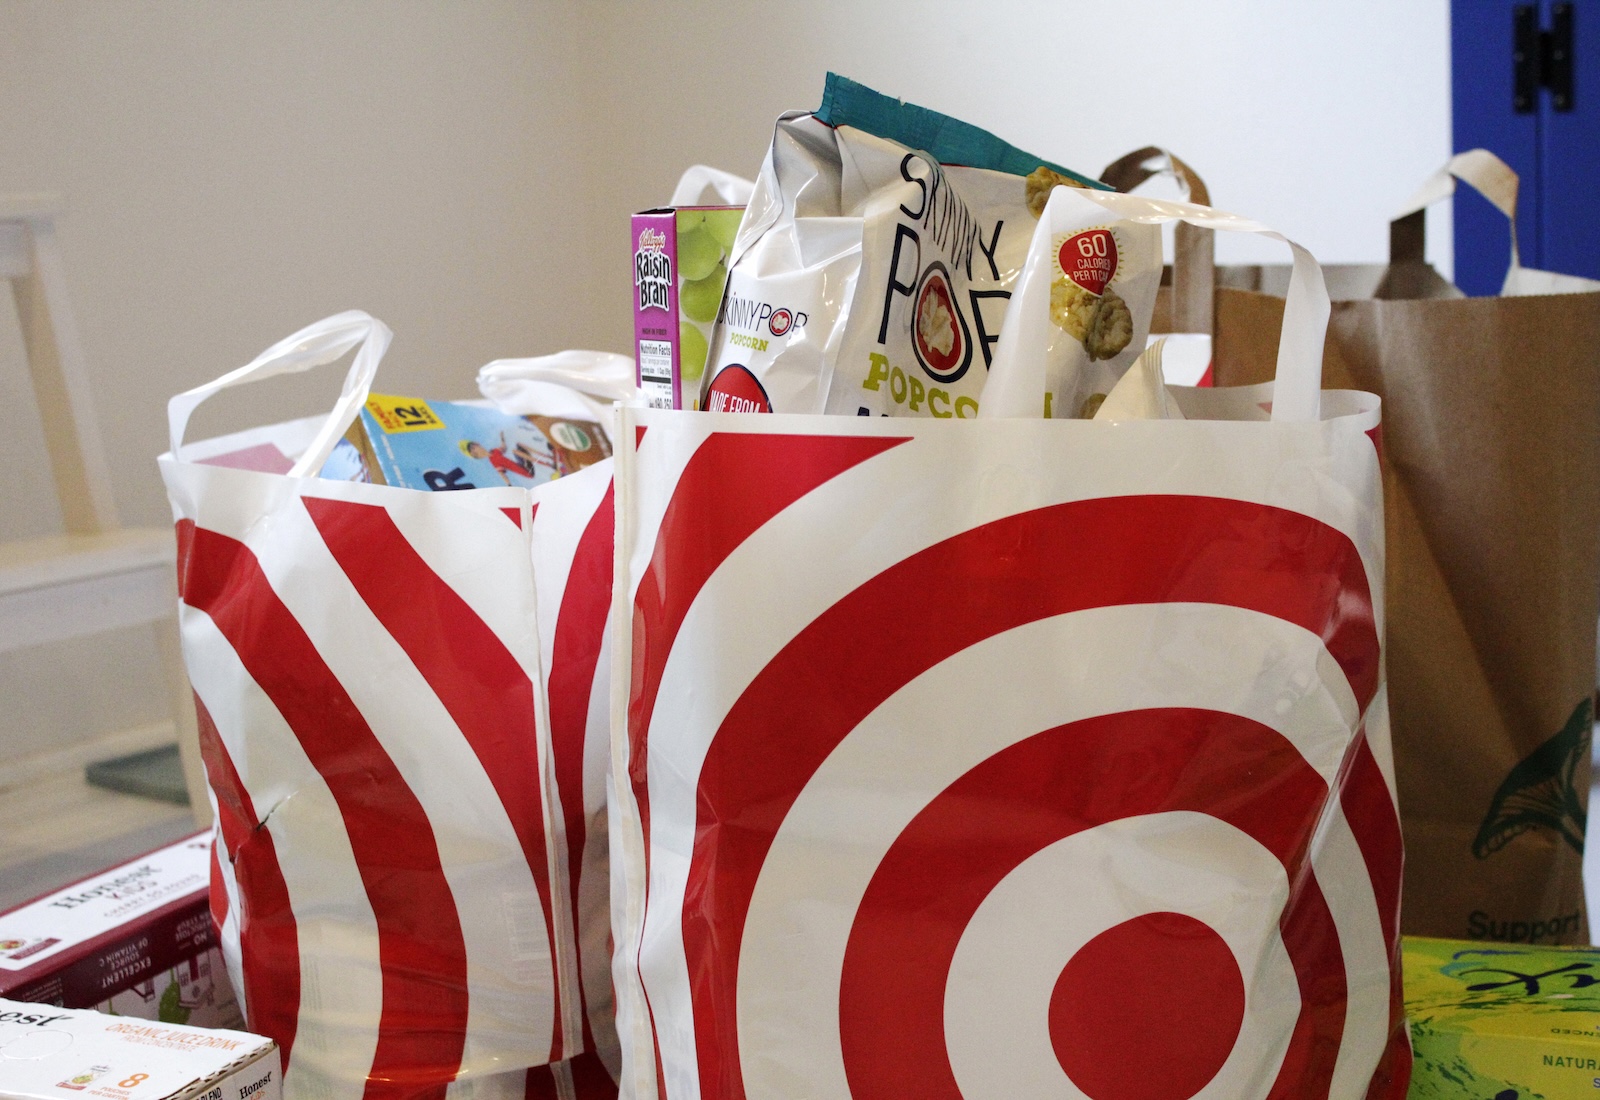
[609,200,1409,1097]
[668,165,755,208]
[478,352,631,1096]
[478,350,640,443]
[527,461,624,1093]
[161,314,579,1100]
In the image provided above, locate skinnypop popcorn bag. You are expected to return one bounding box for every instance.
[700,74,1131,417]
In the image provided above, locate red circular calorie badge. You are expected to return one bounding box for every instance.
[1059,229,1119,296]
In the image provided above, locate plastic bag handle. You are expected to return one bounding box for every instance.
[1048,188,1328,422]
[167,310,392,476]
[1100,147,1214,335]
[668,165,755,207]
[1389,149,1519,270]
[476,350,640,404]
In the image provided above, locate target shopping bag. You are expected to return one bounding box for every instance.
[161,313,581,1100]
[609,205,1409,1098]
[527,461,624,1096]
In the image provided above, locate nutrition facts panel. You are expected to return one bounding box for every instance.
[637,339,675,409]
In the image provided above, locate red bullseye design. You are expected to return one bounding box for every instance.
[623,430,1407,1099]
[837,708,1344,1100]
[651,491,1375,1100]
[1049,912,1245,1100]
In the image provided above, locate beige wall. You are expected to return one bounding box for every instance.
[1,0,1454,531]
[0,1,610,759]
[0,1,608,535]
[0,1,1450,758]
[578,0,1454,354]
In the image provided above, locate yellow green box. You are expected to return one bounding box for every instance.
[1406,935,1600,1097]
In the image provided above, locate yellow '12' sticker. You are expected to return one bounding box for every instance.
[365,394,443,434]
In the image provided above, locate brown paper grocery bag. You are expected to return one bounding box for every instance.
[1209,150,1600,943]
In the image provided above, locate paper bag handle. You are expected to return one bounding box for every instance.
[1100,146,1211,206]
[1100,147,1215,335]
[1389,148,1519,267]
[1039,189,1329,422]
[668,165,755,207]
[167,310,392,476]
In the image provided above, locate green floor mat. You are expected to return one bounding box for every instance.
[85,743,191,805]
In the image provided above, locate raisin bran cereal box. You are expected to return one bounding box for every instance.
[632,207,744,410]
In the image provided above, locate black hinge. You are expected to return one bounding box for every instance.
[1515,2,1575,113]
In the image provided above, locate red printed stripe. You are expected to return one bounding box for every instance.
[301,495,561,1062]
[1339,729,1412,1093]
[177,519,468,1100]
[192,694,300,1072]
[566,1051,620,1100]
[1268,873,1350,1099]
[1363,1019,1414,1100]
[1338,733,1402,963]
[523,1064,559,1100]
[626,433,908,840]
[545,482,616,1051]
[670,492,1378,1100]
[839,709,1344,1100]
[625,431,907,1079]
[207,835,228,938]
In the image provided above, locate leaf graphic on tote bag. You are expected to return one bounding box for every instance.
[158,978,191,1025]
[1473,698,1591,858]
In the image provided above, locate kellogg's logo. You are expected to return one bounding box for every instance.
[635,228,673,314]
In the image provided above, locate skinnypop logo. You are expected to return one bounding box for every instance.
[635,229,672,313]
[719,291,808,338]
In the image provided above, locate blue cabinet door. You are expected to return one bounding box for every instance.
[1540,3,1600,279]
[1453,0,1599,295]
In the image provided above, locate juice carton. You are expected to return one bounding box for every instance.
[632,206,744,409]
[0,998,277,1100]
[1405,935,1600,1097]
